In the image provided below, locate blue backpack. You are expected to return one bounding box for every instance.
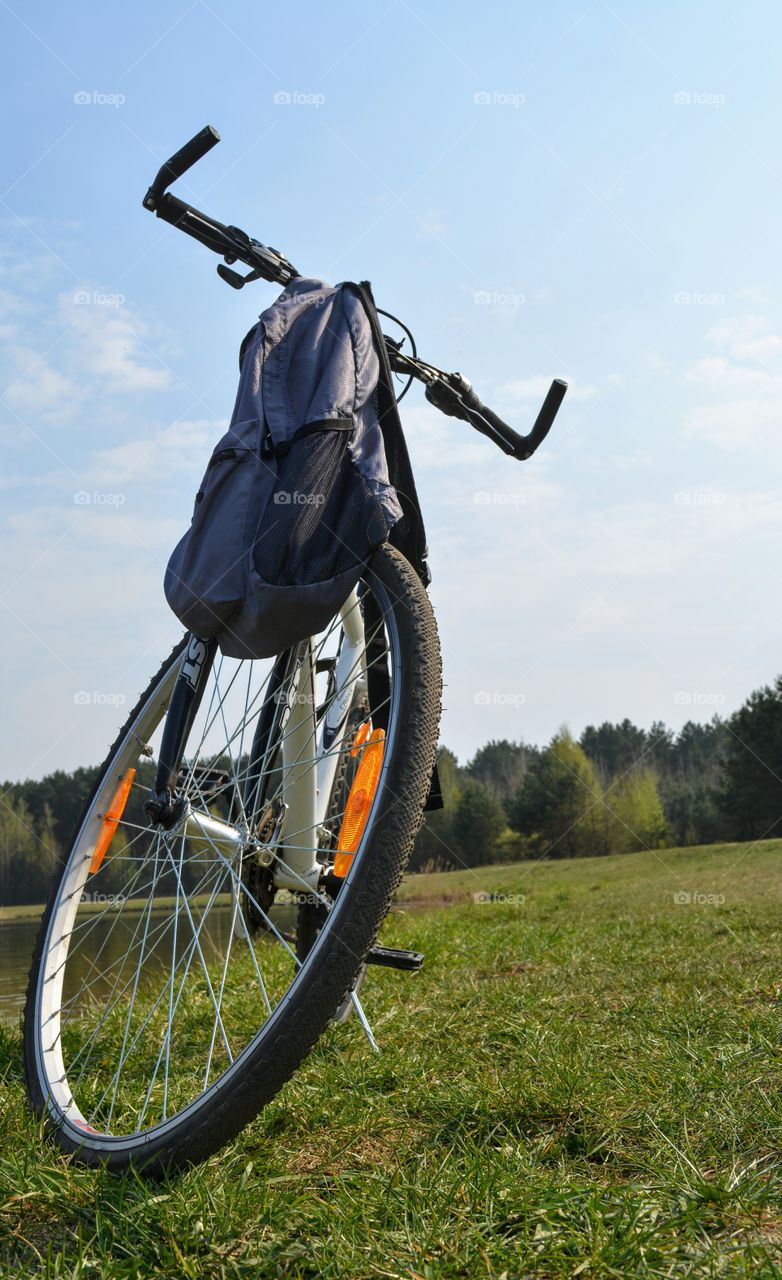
[164,279,427,659]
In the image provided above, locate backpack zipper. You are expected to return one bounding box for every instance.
[195,447,240,503]
[208,447,238,467]
[260,419,274,460]
[195,425,272,507]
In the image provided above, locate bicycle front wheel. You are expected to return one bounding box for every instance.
[24,545,440,1173]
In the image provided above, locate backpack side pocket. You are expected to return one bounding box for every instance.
[165,425,275,637]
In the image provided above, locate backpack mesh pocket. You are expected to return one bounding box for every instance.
[253,426,388,587]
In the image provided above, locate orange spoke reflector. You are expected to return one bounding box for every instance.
[89,767,135,875]
[333,728,385,877]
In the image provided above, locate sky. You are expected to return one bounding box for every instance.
[1,0,781,781]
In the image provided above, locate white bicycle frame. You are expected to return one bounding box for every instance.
[275,589,367,890]
[183,588,367,892]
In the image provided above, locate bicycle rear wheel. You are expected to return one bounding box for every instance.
[24,545,440,1173]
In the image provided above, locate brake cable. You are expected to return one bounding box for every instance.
[376,307,418,404]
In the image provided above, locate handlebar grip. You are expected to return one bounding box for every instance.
[143,125,221,210]
[460,378,567,459]
[164,125,221,184]
[521,378,568,458]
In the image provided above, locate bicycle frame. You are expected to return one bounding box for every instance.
[148,589,368,894]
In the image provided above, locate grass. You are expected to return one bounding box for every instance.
[2,838,782,1277]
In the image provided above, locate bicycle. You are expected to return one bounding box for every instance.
[23,126,567,1173]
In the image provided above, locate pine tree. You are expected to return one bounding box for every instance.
[720,676,782,839]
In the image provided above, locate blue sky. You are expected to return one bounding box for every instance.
[1,0,781,780]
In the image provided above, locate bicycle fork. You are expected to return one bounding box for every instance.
[145,633,218,829]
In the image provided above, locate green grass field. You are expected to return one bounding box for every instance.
[2,838,782,1278]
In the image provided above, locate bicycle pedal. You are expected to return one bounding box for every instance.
[365,946,424,972]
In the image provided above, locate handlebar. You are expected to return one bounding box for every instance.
[142,124,299,287]
[142,125,567,461]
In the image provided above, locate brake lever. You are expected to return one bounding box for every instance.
[217,264,268,290]
[221,227,299,287]
[423,376,467,418]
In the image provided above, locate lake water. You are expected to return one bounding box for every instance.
[0,902,298,1015]
[0,917,41,1013]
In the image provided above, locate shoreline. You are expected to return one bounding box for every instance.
[2,837,779,925]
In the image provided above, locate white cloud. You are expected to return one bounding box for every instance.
[431,479,782,754]
[687,354,780,392]
[704,315,782,361]
[81,418,225,486]
[0,289,175,432]
[684,315,782,450]
[3,347,87,421]
[63,292,173,393]
[400,402,495,468]
[684,398,782,449]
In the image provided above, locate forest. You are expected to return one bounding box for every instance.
[2,676,781,904]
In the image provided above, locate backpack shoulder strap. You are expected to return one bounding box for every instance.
[239,323,259,371]
[346,284,442,813]
[346,281,431,587]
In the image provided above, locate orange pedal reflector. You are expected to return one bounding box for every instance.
[89,768,135,875]
[333,728,385,877]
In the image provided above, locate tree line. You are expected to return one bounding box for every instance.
[3,676,782,903]
[410,676,782,870]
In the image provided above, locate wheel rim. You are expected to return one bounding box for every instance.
[32,571,401,1150]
